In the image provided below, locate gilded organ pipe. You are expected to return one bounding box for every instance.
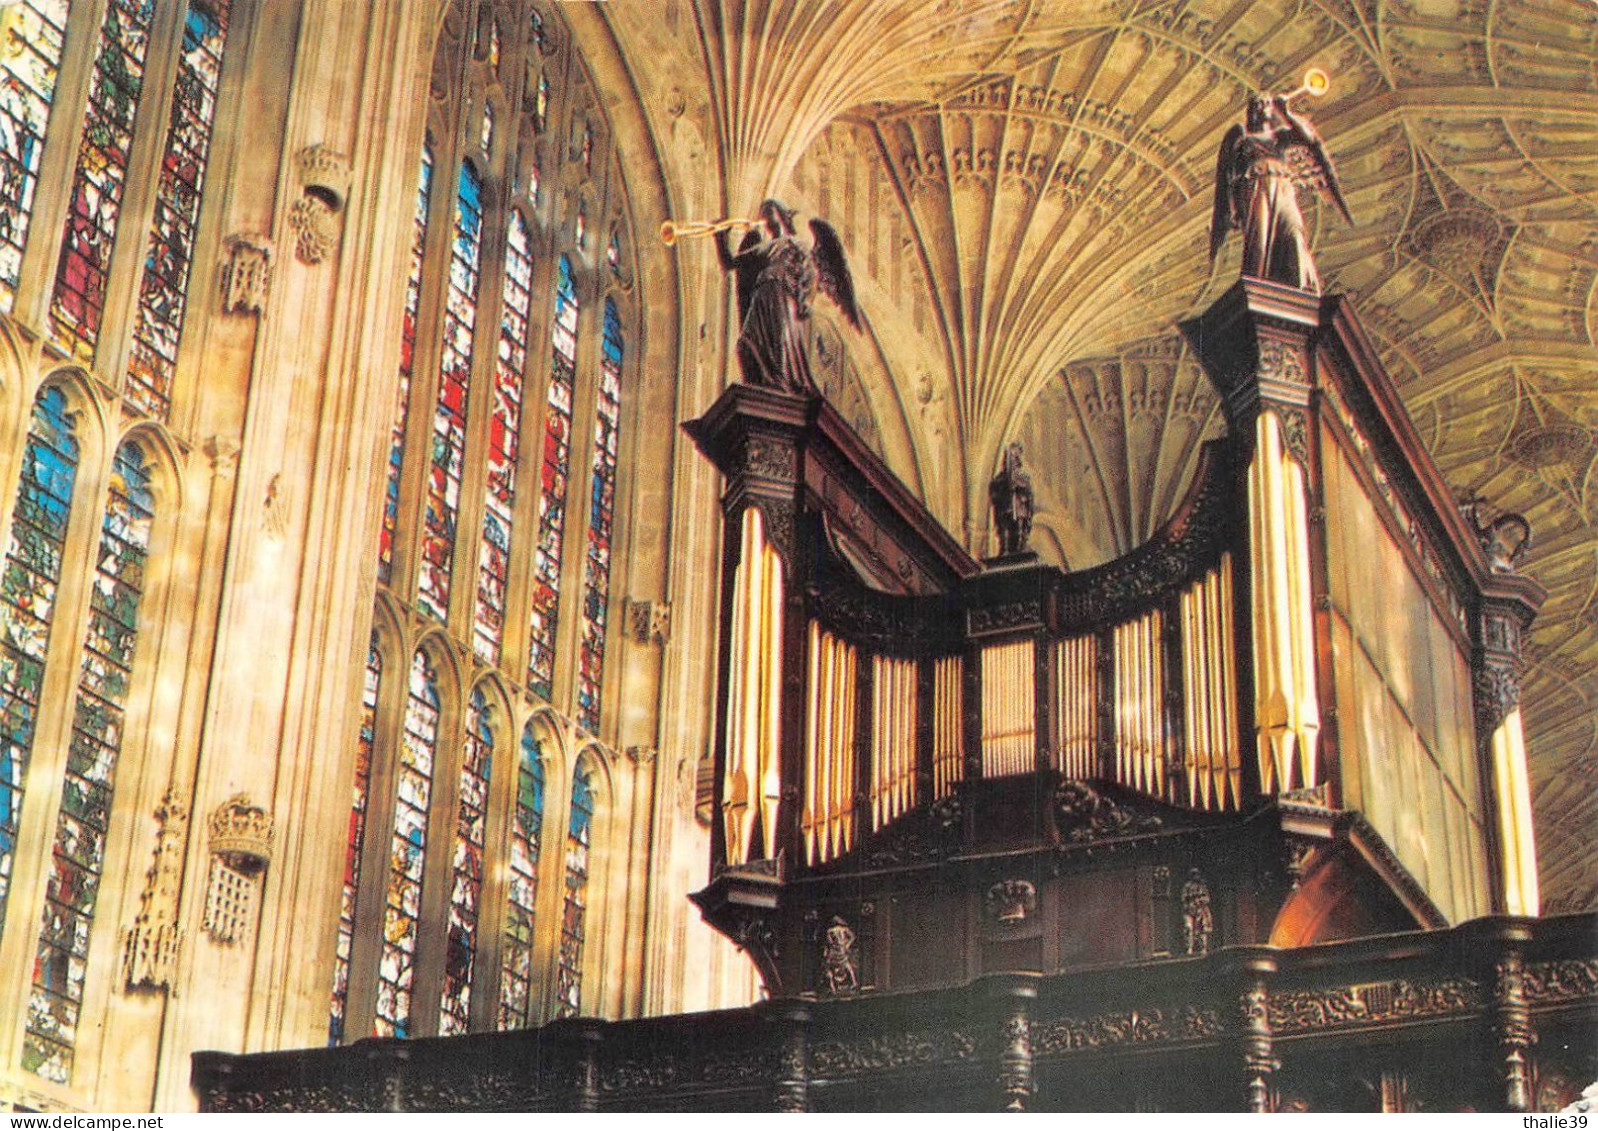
[981,641,1034,777]
[723,509,784,865]
[1248,412,1320,795]
[932,656,963,799]
[1055,636,1096,780]
[803,623,857,865]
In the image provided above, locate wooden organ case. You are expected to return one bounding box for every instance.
[688,279,1550,1011]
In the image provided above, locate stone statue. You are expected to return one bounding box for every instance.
[821,915,859,994]
[989,442,1034,556]
[717,199,859,394]
[1181,870,1213,956]
[1209,92,1353,293]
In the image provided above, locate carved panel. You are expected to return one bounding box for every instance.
[809,1028,977,1077]
[1267,978,1480,1033]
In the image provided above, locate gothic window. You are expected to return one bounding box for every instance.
[526,253,576,700]
[25,439,157,1084]
[0,387,80,930]
[340,0,629,1043]
[554,753,595,1019]
[439,686,493,1035]
[1,0,237,419]
[497,721,545,1030]
[417,161,485,623]
[329,634,382,1045]
[378,144,436,587]
[124,0,232,420]
[0,1,70,312]
[575,301,621,734]
[374,647,441,1039]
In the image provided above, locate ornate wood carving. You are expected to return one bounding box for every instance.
[808,1028,978,1077]
[1054,780,1164,842]
[1267,977,1480,1033]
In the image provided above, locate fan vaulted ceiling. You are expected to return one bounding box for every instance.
[598,0,1596,911]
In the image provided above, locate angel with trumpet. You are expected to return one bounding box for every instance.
[671,199,858,395]
[1209,71,1354,294]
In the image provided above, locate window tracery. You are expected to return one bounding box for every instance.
[337,0,631,1043]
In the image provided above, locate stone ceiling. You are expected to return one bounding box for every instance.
[601,0,1596,910]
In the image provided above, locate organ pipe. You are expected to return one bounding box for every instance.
[981,641,1035,777]
[1248,411,1320,794]
[870,655,917,831]
[804,623,858,864]
[1113,610,1168,801]
[1054,636,1096,779]
[932,656,963,799]
[722,508,784,865]
[1180,556,1240,811]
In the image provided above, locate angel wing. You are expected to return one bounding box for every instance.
[809,218,861,330]
[1276,99,1354,227]
[733,226,763,326]
[1209,123,1245,264]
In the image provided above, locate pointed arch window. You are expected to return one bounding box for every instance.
[554,754,594,1019]
[329,633,382,1044]
[0,387,79,929]
[24,440,157,1084]
[497,721,546,1029]
[346,0,635,1042]
[374,648,441,1038]
[440,685,493,1035]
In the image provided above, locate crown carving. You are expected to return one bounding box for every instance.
[208,794,274,871]
[296,144,351,209]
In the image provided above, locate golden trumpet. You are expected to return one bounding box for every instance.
[1282,67,1331,101]
[659,217,757,245]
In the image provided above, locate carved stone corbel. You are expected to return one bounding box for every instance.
[219,234,274,313]
[288,145,351,264]
[202,795,275,945]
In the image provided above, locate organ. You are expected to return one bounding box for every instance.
[687,278,1547,1004]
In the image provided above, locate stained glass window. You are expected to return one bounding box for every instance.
[49,0,160,364]
[497,723,545,1030]
[472,211,533,665]
[0,387,78,933]
[440,687,492,1036]
[329,633,382,1045]
[575,301,621,734]
[24,440,156,1085]
[480,102,494,154]
[417,161,484,622]
[0,0,71,313]
[573,200,585,250]
[554,755,595,1019]
[374,649,440,1039]
[377,144,435,586]
[605,233,620,278]
[526,254,577,700]
[124,0,231,421]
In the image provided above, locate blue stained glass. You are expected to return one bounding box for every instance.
[0,387,78,938]
[554,756,595,1019]
[575,301,621,734]
[497,724,545,1029]
[25,440,154,1085]
[417,161,484,623]
[329,633,381,1045]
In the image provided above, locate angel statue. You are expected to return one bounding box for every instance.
[1209,89,1353,294]
[716,199,860,394]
